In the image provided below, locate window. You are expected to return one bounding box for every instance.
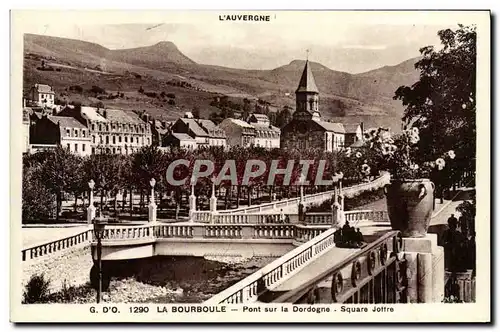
[75,144,78,152]
[74,129,79,137]
[100,135,103,144]
[82,130,86,137]
[92,135,96,144]
[66,143,70,150]
[147,138,150,145]
[106,136,109,144]
[92,124,95,131]
[136,137,139,144]
[66,129,70,136]
[112,147,116,154]
[125,136,128,143]
[92,147,95,154]
[112,136,116,144]
[82,144,86,152]
[119,136,122,143]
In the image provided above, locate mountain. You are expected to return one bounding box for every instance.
[110,41,197,68]
[23,34,421,130]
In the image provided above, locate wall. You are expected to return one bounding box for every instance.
[21,245,93,294]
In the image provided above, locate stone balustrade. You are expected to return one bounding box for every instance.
[22,229,92,262]
[22,208,386,263]
[99,225,154,242]
[193,172,390,221]
[204,226,339,304]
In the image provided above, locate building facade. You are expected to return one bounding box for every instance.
[247,114,280,149]
[219,118,256,148]
[163,132,197,150]
[58,106,152,154]
[197,119,227,147]
[28,84,55,108]
[170,116,210,148]
[344,123,364,147]
[29,114,92,156]
[280,60,345,152]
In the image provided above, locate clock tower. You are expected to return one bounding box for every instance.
[294,60,320,121]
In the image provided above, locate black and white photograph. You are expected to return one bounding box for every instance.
[9,10,490,323]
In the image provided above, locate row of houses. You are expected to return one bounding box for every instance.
[22,61,365,156]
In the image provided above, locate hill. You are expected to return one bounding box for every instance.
[23,33,421,130]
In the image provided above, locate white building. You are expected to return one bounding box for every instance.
[29,84,55,108]
[219,118,256,148]
[247,114,280,149]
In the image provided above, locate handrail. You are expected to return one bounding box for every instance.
[205,226,338,304]
[271,230,401,303]
[216,172,390,215]
[22,229,92,262]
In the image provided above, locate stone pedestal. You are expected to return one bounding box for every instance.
[332,202,345,227]
[210,195,217,213]
[298,203,304,222]
[401,233,445,303]
[87,205,96,224]
[189,194,197,220]
[148,203,157,224]
[241,226,255,239]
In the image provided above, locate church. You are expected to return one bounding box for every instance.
[280,60,346,152]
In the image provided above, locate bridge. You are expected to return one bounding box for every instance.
[20,172,446,303]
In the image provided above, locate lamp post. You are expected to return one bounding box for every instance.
[93,211,107,303]
[150,178,156,203]
[149,178,157,223]
[189,176,197,221]
[87,180,96,224]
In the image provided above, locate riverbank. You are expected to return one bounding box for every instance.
[30,255,275,304]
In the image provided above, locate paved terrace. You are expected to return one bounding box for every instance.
[205,186,472,304]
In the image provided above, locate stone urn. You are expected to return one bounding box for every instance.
[384,179,435,238]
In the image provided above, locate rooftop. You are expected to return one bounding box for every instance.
[225,118,254,128]
[47,115,87,129]
[178,118,209,137]
[296,60,319,94]
[171,133,196,141]
[33,84,54,94]
[344,123,362,133]
[314,120,345,133]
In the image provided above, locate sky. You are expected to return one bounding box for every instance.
[20,13,458,73]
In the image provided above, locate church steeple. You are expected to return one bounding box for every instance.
[295,60,319,94]
[295,60,320,120]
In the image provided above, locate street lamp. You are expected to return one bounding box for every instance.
[149,178,156,204]
[88,179,95,206]
[93,211,107,304]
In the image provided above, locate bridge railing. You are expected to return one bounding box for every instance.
[98,225,154,242]
[204,226,339,304]
[198,172,390,217]
[271,231,407,304]
[22,229,92,262]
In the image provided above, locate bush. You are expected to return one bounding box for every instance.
[166,93,176,99]
[22,274,51,304]
[89,85,106,95]
[167,99,176,105]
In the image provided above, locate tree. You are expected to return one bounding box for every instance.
[275,105,293,128]
[37,147,81,221]
[192,106,201,119]
[394,25,476,174]
[22,164,55,221]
